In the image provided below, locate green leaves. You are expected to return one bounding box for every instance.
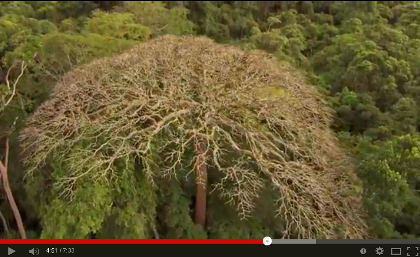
[40,179,113,239]
[357,136,420,238]
[250,10,309,67]
[98,158,157,239]
[157,180,206,239]
[123,1,195,36]
[33,32,135,76]
[87,11,150,41]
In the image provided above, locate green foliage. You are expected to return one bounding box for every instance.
[390,97,418,134]
[312,6,417,137]
[357,136,420,238]
[26,32,135,75]
[187,1,257,41]
[0,14,57,57]
[249,10,309,67]
[98,158,157,239]
[207,182,275,239]
[26,1,98,22]
[87,10,150,41]
[27,143,159,238]
[157,180,207,239]
[331,1,380,24]
[123,1,195,36]
[334,87,384,134]
[39,180,113,239]
[26,151,114,239]
[0,2,35,18]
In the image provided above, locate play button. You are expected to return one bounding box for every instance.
[8,247,15,255]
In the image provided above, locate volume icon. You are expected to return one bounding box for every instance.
[29,248,39,255]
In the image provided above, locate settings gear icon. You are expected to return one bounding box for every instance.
[376,246,384,255]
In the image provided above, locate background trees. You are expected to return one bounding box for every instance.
[357,136,420,238]
[0,1,419,239]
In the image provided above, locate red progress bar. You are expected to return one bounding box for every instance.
[0,239,263,244]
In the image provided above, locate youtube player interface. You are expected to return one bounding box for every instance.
[0,1,419,256]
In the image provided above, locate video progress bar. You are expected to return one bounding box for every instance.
[271,239,420,245]
[272,239,316,244]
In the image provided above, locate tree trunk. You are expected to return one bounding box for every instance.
[194,139,207,227]
[0,138,26,239]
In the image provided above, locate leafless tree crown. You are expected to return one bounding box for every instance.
[20,35,367,238]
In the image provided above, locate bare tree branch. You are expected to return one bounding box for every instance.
[0,138,27,239]
[0,209,9,236]
[3,61,27,109]
[0,61,28,238]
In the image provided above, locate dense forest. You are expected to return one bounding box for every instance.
[0,1,419,239]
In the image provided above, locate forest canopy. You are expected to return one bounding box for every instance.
[0,1,419,239]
